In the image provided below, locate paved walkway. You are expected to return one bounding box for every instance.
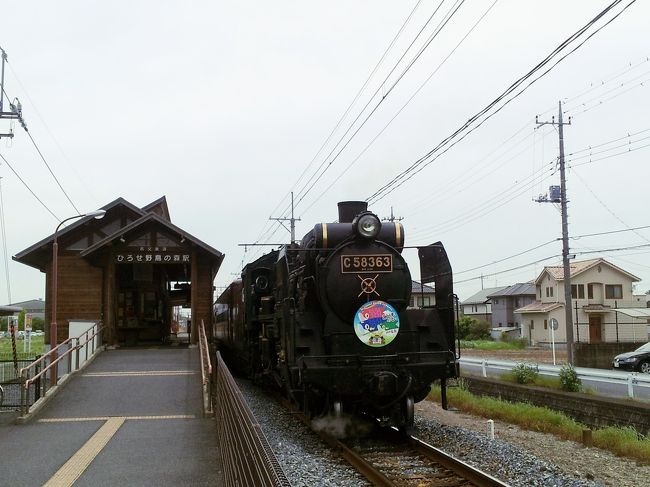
[0,348,221,486]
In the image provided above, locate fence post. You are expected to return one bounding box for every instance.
[85,330,89,363]
[75,338,80,371]
[614,301,619,343]
[627,375,634,398]
[482,360,487,378]
[20,371,27,415]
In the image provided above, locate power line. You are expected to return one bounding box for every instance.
[0,151,60,221]
[299,0,500,216]
[292,0,462,210]
[366,0,637,204]
[2,84,81,214]
[0,177,11,302]
[24,130,80,214]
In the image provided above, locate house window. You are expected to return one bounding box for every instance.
[530,319,534,330]
[545,287,549,297]
[515,298,520,307]
[588,284,594,299]
[546,286,554,297]
[538,288,541,298]
[544,319,548,330]
[571,284,585,299]
[605,285,623,299]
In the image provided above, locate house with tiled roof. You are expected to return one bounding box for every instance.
[515,258,647,345]
[461,286,507,323]
[487,283,536,328]
[409,280,436,308]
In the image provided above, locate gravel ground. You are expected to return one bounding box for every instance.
[237,380,369,487]
[237,378,649,487]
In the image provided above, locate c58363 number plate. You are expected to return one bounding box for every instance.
[340,255,393,274]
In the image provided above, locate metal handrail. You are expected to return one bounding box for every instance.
[18,321,104,415]
[198,319,212,415]
[23,340,76,387]
[459,356,650,398]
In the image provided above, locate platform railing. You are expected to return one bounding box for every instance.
[18,321,104,415]
[215,352,290,487]
[198,319,212,416]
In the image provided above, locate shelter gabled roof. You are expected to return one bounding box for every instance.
[462,286,507,305]
[142,196,171,222]
[13,197,146,270]
[80,212,223,261]
[534,258,640,284]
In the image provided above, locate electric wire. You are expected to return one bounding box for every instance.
[2,86,81,214]
[367,0,636,204]
[0,177,11,302]
[248,0,428,254]
[0,152,60,221]
[290,0,458,211]
[299,0,500,216]
[7,62,94,201]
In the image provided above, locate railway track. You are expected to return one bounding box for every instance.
[276,394,509,487]
[321,425,510,487]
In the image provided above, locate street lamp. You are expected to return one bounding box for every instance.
[50,209,106,387]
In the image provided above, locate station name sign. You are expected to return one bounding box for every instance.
[115,251,190,264]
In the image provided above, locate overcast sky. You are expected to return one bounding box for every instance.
[0,0,648,304]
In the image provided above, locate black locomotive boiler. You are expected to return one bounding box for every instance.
[215,201,458,429]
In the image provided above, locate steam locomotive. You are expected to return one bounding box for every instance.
[214,201,458,430]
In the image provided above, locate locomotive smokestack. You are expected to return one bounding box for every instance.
[337,201,368,223]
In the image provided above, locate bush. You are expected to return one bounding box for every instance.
[512,363,538,384]
[467,319,491,340]
[457,315,473,340]
[559,364,582,392]
[31,317,45,331]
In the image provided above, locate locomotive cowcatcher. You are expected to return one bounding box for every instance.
[215,201,458,430]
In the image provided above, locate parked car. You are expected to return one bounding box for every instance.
[612,342,650,373]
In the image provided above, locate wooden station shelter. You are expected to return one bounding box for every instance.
[14,196,224,346]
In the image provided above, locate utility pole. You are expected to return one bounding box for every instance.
[535,100,574,365]
[269,192,301,244]
[0,46,24,139]
[382,206,404,223]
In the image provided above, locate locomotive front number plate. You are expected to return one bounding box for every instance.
[341,254,393,273]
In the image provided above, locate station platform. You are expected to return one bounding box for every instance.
[0,347,222,486]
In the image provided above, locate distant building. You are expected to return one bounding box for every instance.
[409,281,436,308]
[516,258,647,345]
[487,283,536,328]
[461,287,507,323]
[6,299,45,321]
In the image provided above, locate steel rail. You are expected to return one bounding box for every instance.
[404,431,510,487]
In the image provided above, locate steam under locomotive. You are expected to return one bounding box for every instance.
[214,201,458,429]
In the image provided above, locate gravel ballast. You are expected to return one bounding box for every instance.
[235,379,645,486]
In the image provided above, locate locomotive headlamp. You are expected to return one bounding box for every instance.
[355,213,381,239]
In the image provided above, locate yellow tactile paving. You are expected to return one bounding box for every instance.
[38,415,196,423]
[42,417,125,487]
[82,370,196,377]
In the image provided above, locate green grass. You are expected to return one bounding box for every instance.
[429,384,650,464]
[0,335,44,357]
[460,339,526,350]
